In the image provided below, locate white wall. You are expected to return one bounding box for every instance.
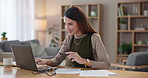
[35,0,46,19]
[34,0,46,46]
[44,0,144,63]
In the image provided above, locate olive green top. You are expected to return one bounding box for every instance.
[65,33,94,68]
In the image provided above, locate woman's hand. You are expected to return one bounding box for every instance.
[35,58,51,65]
[66,52,86,64]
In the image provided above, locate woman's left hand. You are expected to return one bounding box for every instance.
[66,52,86,64]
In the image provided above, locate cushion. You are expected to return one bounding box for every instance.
[2,40,21,52]
[30,42,47,57]
[45,47,59,56]
[21,39,39,45]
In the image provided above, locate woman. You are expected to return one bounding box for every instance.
[36,6,110,68]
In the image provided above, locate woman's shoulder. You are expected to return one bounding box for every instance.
[65,34,73,41]
[92,33,101,39]
[91,33,103,46]
[62,35,73,45]
[66,34,73,38]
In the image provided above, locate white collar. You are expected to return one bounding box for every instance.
[74,34,87,39]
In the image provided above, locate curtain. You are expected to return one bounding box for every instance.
[0,0,34,41]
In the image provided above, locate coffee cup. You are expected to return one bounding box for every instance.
[3,58,13,68]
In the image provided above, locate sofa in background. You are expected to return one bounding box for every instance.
[0,39,59,62]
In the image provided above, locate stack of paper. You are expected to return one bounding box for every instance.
[97,70,118,76]
[55,68,81,74]
[79,70,117,77]
[80,70,108,77]
[55,68,117,77]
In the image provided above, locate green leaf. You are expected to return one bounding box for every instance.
[120,18,127,24]
[118,42,132,54]
[1,32,7,37]
[118,46,123,54]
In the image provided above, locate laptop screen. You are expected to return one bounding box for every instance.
[11,44,38,71]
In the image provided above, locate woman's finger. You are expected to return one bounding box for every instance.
[65,52,72,54]
[71,58,75,62]
[35,58,41,62]
[68,55,73,59]
[37,62,45,65]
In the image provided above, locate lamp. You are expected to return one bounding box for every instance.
[31,19,47,31]
[30,19,47,46]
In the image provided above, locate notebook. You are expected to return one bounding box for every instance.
[11,44,51,72]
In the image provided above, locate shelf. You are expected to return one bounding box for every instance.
[118,15,148,18]
[118,54,129,57]
[117,16,129,18]
[117,30,148,32]
[130,15,148,18]
[117,30,132,32]
[88,17,98,19]
[116,1,148,63]
[134,44,148,47]
[134,30,148,32]
[118,1,139,4]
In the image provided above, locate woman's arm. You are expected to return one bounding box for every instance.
[50,35,73,66]
[90,33,111,69]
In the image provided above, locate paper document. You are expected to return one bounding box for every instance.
[98,70,118,76]
[79,70,117,77]
[80,70,108,77]
[56,68,81,74]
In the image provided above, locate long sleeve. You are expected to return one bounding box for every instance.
[91,33,111,69]
[50,35,72,66]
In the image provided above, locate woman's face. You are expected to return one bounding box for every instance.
[64,16,82,36]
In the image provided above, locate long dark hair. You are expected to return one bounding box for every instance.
[64,6,97,34]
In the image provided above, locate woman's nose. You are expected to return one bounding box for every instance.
[65,25,69,30]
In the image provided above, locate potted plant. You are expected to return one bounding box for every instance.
[1,32,7,41]
[119,18,127,30]
[118,42,132,54]
[47,25,59,47]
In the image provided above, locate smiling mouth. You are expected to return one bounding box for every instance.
[68,30,73,33]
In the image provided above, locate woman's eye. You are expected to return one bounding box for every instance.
[69,23,73,26]
[64,23,73,27]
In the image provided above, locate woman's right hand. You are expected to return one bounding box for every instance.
[35,58,51,65]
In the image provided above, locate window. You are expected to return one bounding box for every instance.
[0,0,34,41]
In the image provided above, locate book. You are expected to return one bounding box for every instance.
[118,7,122,16]
[120,5,124,16]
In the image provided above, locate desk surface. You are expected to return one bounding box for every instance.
[0,67,148,78]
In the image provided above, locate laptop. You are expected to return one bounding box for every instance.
[11,44,51,72]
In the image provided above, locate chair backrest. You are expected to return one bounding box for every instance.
[126,52,148,72]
